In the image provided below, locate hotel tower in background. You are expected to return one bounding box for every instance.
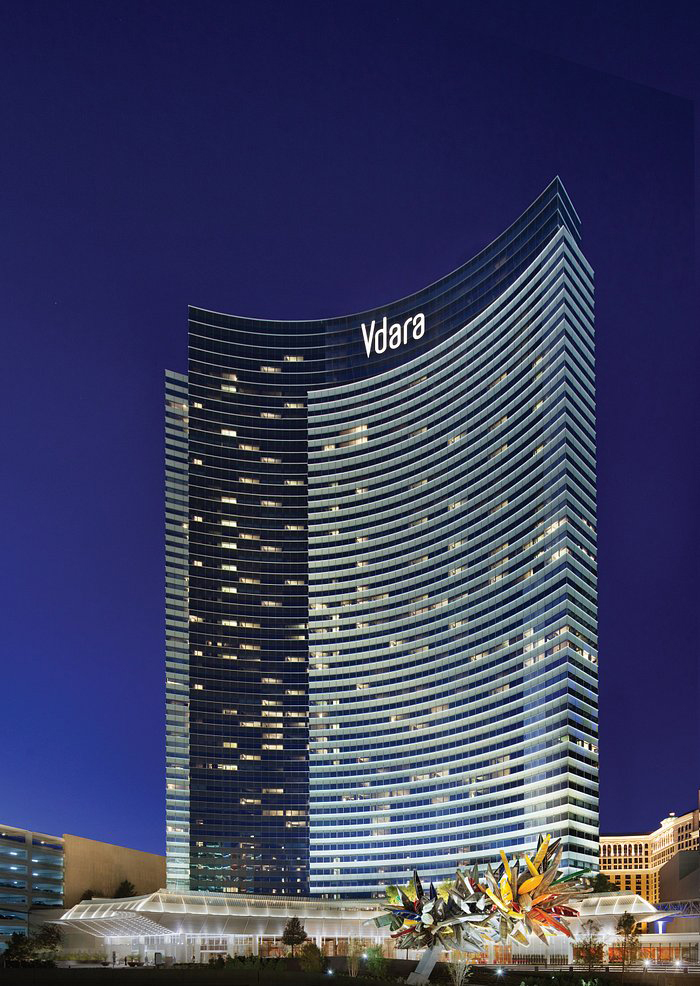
[165,178,598,899]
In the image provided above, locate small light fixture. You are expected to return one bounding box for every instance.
[496,969,504,977]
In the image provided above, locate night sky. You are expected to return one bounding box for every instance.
[2,1,698,856]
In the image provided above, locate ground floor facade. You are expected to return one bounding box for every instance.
[70,933,699,970]
[55,889,699,969]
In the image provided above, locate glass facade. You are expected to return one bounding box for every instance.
[165,178,597,898]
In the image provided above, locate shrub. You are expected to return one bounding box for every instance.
[299,941,323,973]
[365,944,387,978]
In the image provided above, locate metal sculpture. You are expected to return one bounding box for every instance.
[373,834,590,983]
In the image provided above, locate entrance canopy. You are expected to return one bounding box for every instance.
[59,889,388,941]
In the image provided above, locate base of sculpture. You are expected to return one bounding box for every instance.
[406,944,442,984]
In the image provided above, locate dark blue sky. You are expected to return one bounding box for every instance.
[2,1,698,855]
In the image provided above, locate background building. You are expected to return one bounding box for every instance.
[600,792,700,902]
[0,825,63,951]
[658,850,700,934]
[0,824,165,952]
[166,178,598,898]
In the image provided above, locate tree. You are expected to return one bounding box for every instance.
[80,888,104,901]
[575,919,604,976]
[437,879,454,902]
[616,911,640,980]
[365,944,387,978]
[33,924,62,958]
[282,916,308,957]
[347,940,363,978]
[113,879,136,898]
[2,932,35,965]
[299,941,323,973]
[2,925,62,966]
[590,872,618,893]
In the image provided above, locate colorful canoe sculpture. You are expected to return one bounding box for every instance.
[373,834,590,952]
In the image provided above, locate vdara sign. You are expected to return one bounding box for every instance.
[361,312,425,357]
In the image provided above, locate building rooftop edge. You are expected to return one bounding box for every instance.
[186,176,579,326]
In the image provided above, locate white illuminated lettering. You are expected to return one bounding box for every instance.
[360,320,376,357]
[360,312,426,357]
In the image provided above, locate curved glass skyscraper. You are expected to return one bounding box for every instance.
[166,178,598,898]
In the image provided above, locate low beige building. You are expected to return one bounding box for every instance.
[63,834,166,907]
